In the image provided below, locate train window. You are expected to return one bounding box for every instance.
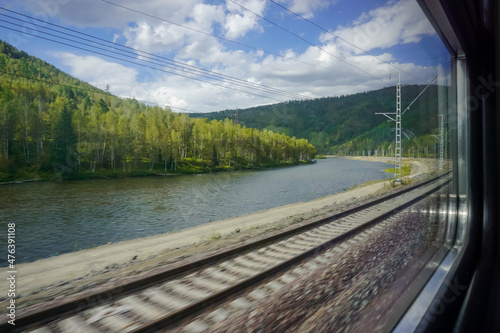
[0,0,476,332]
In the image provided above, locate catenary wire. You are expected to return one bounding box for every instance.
[402,76,438,114]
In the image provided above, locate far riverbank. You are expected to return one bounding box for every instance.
[0,159,314,184]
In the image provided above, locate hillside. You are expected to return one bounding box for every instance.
[0,41,315,181]
[191,85,440,154]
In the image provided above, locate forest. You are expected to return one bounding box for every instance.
[0,41,316,181]
[192,84,442,155]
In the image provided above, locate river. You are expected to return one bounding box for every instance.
[0,158,391,265]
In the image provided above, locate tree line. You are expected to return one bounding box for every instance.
[0,41,316,181]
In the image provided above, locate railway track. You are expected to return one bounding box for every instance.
[2,173,452,333]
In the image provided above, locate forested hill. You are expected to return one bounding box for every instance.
[0,40,316,181]
[191,84,440,154]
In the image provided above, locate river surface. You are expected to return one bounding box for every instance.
[0,158,391,265]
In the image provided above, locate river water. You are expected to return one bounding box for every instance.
[0,158,391,265]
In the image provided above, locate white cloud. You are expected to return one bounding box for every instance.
[53,52,139,93]
[191,3,226,29]
[123,22,187,54]
[120,2,226,54]
[326,0,435,54]
[223,0,267,39]
[19,0,202,28]
[224,12,262,39]
[113,0,266,58]
[285,0,332,19]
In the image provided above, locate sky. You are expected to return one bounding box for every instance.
[0,0,450,113]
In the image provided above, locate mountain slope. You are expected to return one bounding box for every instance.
[191,85,440,154]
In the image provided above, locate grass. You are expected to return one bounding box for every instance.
[350,162,414,191]
[207,228,222,241]
[383,163,412,177]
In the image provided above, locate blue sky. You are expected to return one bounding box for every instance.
[0,0,449,112]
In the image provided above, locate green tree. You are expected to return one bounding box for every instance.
[52,99,77,178]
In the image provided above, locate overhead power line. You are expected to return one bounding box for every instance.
[0,8,310,101]
[0,8,310,102]
[268,0,428,84]
[0,29,296,103]
[0,23,294,103]
[99,0,372,79]
[227,0,391,85]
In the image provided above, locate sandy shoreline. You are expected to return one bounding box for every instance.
[342,156,435,177]
[0,156,434,303]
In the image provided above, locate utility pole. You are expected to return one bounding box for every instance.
[376,71,402,183]
[438,114,444,169]
[395,72,402,182]
[376,74,437,183]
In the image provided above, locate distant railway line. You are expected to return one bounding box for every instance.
[1,173,451,333]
